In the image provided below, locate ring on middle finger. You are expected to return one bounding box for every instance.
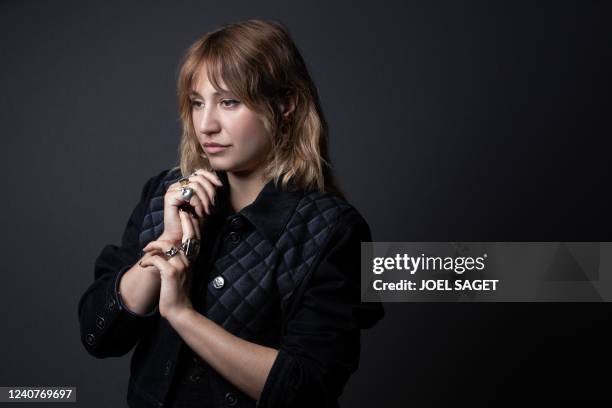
[180,186,194,202]
[164,246,180,259]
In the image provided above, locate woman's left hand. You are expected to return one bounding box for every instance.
[139,208,202,321]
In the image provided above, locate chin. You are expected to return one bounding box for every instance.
[206,156,231,170]
[208,155,263,174]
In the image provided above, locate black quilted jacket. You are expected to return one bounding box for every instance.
[78,167,384,408]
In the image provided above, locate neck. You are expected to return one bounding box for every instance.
[226,167,268,213]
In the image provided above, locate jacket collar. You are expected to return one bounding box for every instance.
[214,171,304,243]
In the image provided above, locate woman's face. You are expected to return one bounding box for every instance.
[190,64,272,175]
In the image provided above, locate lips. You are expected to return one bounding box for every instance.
[203,143,230,153]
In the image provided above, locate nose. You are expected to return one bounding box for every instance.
[196,104,221,136]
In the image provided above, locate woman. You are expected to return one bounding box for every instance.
[78,19,384,408]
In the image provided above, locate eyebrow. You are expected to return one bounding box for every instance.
[189,90,231,98]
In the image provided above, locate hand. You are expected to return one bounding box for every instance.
[140,204,203,320]
[159,168,223,244]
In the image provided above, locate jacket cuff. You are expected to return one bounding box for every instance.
[257,348,299,408]
[80,264,159,358]
[113,263,159,318]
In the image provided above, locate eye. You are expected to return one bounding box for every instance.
[189,99,203,109]
[221,99,240,108]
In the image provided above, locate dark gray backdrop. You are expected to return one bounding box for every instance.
[1,0,610,406]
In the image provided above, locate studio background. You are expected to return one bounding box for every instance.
[1,0,610,406]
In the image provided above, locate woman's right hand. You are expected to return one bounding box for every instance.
[159,169,223,244]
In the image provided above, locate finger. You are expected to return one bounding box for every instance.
[178,204,198,219]
[165,183,199,219]
[139,254,172,271]
[169,249,190,270]
[180,180,213,214]
[142,241,186,263]
[148,237,191,268]
[191,210,202,240]
[140,251,189,271]
[179,209,196,242]
[164,184,181,214]
[184,208,202,240]
[189,174,218,209]
[169,185,205,218]
[140,249,164,261]
[192,169,223,187]
[191,170,221,197]
[138,251,162,268]
[143,240,175,253]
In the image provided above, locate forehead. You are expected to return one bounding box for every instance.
[191,62,229,94]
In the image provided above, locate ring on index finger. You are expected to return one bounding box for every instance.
[180,238,201,262]
[180,186,194,202]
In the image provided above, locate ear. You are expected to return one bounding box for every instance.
[279,93,297,119]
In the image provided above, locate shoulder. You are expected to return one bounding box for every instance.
[138,167,183,201]
[296,190,372,243]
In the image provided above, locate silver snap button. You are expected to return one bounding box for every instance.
[213,276,225,289]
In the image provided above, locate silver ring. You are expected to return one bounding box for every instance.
[164,246,180,259]
[180,238,201,262]
[180,186,194,202]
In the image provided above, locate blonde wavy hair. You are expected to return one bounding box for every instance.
[172,19,343,197]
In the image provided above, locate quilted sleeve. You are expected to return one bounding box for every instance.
[256,208,385,407]
[77,169,170,358]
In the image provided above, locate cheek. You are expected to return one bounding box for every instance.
[191,112,201,135]
[231,114,271,151]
